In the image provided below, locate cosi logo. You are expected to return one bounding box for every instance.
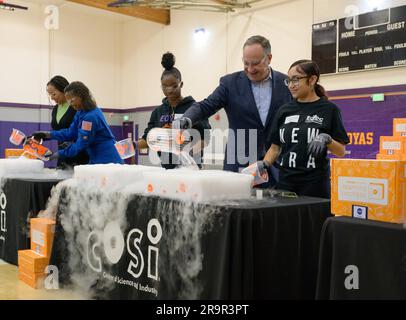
[0,193,6,234]
[86,219,162,281]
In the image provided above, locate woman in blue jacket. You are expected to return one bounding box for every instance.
[32,81,123,165]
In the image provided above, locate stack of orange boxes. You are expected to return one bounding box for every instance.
[376,118,406,160]
[18,218,55,289]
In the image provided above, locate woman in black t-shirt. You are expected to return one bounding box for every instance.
[257,60,349,198]
[47,76,89,169]
[136,52,211,169]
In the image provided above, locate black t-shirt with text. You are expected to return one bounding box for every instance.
[270,97,349,184]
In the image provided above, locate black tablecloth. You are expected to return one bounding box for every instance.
[0,178,62,265]
[50,189,331,299]
[316,216,406,299]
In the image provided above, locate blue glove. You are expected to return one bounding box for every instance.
[31,131,51,141]
[48,152,59,161]
[307,133,332,157]
[172,117,192,130]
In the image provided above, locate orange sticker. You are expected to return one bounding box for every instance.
[175,132,185,145]
[179,182,186,193]
[147,184,153,193]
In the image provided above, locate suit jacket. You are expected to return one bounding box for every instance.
[183,68,292,172]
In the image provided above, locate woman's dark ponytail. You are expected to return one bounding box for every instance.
[315,83,326,98]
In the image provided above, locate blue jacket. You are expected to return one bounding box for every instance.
[183,69,292,172]
[50,107,123,165]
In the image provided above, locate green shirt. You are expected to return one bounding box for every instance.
[56,102,70,124]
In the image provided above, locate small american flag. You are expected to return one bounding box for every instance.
[81,121,93,131]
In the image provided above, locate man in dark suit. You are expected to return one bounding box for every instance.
[174,35,292,185]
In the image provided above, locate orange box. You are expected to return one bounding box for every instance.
[379,136,406,156]
[393,118,406,137]
[18,250,49,273]
[331,158,406,223]
[4,148,36,159]
[30,218,55,257]
[18,266,45,289]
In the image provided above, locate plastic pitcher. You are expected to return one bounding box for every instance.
[241,162,269,186]
[9,128,26,146]
[115,138,135,159]
[147,127,191,154]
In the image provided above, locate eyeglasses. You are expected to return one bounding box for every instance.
[284,76,309,87]
[161,83,181,91]
[242,56,267,68]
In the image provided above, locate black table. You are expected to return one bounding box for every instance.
[316,216,406,299]
[50,187,331,299]
[0,178,63,265]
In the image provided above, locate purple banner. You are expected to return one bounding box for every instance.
[332,93,406,159]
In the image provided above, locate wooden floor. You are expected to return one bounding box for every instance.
[0,259,85,300]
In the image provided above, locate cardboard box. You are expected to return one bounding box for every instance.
[18,250,49,273]
[331,158,406,223]
[4,148,36,159]
[18,266,45,289]
[30,218,55,257]
[379,136,406,156]
[393,118,406,137]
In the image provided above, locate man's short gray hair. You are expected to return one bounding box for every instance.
[243,35,272,56]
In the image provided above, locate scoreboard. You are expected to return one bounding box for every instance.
[312,4,406,74]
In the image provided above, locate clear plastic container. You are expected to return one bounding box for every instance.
[9,128,26,146]
[147,127,191,153]
[115,138,135,159]
[241,162,269,186]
